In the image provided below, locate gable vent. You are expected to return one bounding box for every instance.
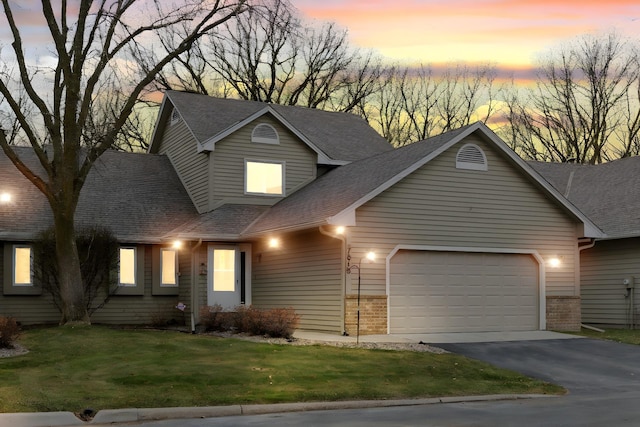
[456,143,488,171]
[252,123,279,144]
[170,108,181,125]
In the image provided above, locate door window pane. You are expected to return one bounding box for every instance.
[213,249,235,291]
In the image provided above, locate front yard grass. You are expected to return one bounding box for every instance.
[0,325,563,413]
[577,327,640,345]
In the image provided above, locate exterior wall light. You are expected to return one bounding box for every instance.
[268,238,280,248]
[548,257,561,268]
[0,193,11,203]
[172,240,183,249]
[336,226,346,234]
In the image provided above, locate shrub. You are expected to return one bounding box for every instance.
[199,304,234,332]
[0,317,20,349]
[199,305,299,338]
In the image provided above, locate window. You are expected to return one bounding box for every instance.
[251,123,279,144]
[13,246,32,286]
[456,143,488,171]
[160,249,178,286]
[119,248,136,286]
[245,160,284,195]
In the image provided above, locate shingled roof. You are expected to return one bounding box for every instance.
[244,123,603,238]
[530,157,640,239]
[149,91,393,163]
[0,147,198,243]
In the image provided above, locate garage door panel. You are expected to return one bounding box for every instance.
[390,251,539,334]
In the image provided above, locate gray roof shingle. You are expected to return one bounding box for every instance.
[245,125,471,234]
[0,147,199,242]
[530,157,640,238]
[161,91,393,162]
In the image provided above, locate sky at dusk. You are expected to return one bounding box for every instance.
[291,0,640,68]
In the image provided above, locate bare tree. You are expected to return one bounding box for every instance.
[0,0,250,324]
[503,32,640,163]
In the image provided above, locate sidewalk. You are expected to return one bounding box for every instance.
[0,394,554,427]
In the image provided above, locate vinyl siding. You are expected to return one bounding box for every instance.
[251,229,343,333]
[157,116,209,213]
[349,135,580,297]
[211,116,316,207]
[581,237,640,327]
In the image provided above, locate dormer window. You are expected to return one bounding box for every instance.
[251,123,279,144]
[245,160,284,195]
[456,143,488,171]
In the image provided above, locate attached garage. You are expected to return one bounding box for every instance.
[388,249,542,334]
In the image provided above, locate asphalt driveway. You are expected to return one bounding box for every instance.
[437,338,640,395]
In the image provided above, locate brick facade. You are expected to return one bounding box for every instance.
[344,295,387,335]
[546,296,581,331]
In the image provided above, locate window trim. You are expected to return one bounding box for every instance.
[244,159,285,196]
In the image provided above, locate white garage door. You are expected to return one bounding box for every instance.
[389,250,539,333]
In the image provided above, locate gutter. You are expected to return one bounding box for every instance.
[190,239,203,333]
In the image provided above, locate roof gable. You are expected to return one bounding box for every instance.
[244,122,604,238]
[149,91,393,164]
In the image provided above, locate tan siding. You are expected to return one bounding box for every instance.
[212,116,316,206]
[157,118,209,213]
[252,229,343,332]
[350,135,580,297]
[581,238,640,327]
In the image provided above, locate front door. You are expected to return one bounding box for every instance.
[207,245,251,309]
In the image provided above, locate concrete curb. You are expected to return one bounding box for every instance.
[0,394,555,426]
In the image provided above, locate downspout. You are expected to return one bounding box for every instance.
[319,225,348,335]
[578,238,597,331]
[190,239,203,334]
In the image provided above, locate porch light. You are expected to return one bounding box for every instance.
[172,240,183,250]
[336,226,346,235]
[268,238,280,248]
[0,193,11,203]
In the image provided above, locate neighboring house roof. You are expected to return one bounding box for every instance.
[149,91,393,164]
[245,122,604,239]
[0,147,199,243]
[530,157,640,239]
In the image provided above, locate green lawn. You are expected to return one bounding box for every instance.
[0,325,563,413]
[576,327,640,345]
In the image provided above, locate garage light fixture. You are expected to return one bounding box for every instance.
[548,257,562,268]
[268,238,280,248]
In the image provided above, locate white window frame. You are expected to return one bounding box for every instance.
[118,247,137,287]
[160,248,179,287]
[13,245,33,287]
[244,159,285,196]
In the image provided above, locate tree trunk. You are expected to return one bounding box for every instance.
[54,209,89,325]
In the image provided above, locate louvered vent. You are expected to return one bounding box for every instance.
[252,123,279,144]
[170,108,181,125]
[456,144,488,171]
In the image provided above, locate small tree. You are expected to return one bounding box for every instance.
[32,226,119,317]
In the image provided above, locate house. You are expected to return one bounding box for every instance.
[0,91,604,334]
[531,159,640,329]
